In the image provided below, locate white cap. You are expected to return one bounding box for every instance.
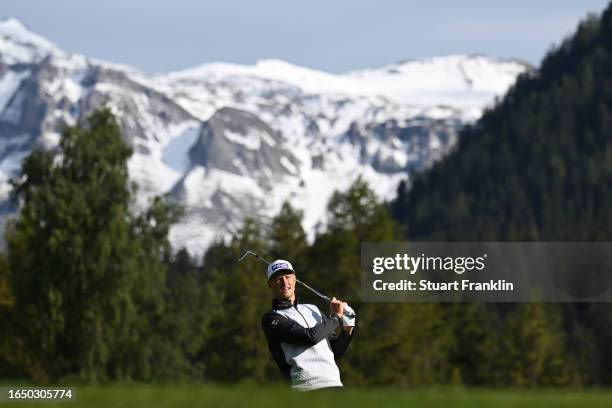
[267,259,295,282]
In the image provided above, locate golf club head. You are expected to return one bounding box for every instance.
[238,250,271,265]
[238,250,255,262]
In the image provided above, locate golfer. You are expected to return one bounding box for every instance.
[261,259,355,391]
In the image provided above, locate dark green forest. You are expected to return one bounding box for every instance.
[1,2,612,387]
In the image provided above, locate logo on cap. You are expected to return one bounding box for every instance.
[272,262,289,272]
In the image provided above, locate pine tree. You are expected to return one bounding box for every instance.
[151,247,219,381]
[0,253,11,307]
[200,219,277,382]
[0,252,17,378]
[501,303,571,386]
[309,178,454,385]
[5,109,175,382]
[269,202,308,268]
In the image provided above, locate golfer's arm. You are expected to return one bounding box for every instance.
[262,313,341,346]
[329,330,354,359]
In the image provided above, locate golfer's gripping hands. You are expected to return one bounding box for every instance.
[330,297,356,328]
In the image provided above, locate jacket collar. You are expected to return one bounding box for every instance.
[272,297,299,310]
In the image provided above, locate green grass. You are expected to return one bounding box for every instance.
[2,384,612,407]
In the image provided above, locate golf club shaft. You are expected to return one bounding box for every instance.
[296,279,330,302]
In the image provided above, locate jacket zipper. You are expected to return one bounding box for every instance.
[295,304,310,328]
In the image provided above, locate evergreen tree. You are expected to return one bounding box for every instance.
[446,303,501,386]
[151,247,219,381]
[269,202,308,268]
[309,178,454,386]
[200,219,277,382]
[0,253,11,307]
[501,303,571,386]
[0,252,18,378]
[5,109,175,382]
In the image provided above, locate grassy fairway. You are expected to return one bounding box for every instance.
[2,384,612,407]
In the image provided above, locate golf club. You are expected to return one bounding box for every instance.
[238,250,356,318]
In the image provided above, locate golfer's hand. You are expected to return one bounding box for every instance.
[330,297,344,318]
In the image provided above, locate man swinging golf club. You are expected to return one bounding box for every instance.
[261,259,355,391]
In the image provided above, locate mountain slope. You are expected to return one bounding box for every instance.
[392,7,612,242]
[0,18,529,255]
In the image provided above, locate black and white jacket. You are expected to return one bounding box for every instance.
[261,297,353,390]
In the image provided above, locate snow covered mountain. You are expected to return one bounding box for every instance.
[0,18,530,256]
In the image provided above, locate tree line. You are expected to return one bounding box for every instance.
[0,110,595,386]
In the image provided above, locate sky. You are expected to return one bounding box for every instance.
[1,0,610,74]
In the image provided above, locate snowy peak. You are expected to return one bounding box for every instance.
[344,54,529,109]
[0,17,62,65]
[166,55,529,119]
[353,54,530,91]
[168,58,321,80]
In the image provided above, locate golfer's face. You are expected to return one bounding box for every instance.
[269,271,295,300]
